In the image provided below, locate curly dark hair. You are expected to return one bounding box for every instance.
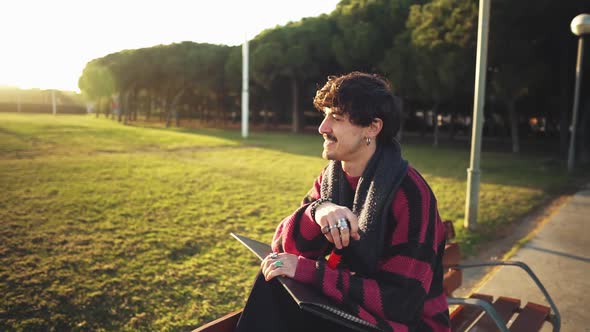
[313,72,401,145]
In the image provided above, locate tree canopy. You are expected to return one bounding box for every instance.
[79,0,590,156]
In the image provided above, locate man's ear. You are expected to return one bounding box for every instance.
[367,118,383,138]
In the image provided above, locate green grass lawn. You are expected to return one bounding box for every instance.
[0,113,581,331]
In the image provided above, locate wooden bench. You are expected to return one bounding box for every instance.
[194,222,561,331]
[442,220,560,332]
[194,310,242,332]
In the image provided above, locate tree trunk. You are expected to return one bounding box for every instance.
[395,97,405,142]
[580,97,590,163]
[146,95,154,121]
[159,96,165,122]
[265,112,271,129]
[216,91,226,126]
[117,93,123,123]
[420,111,427,137]
[132,93,138,121]
[123,91,131,126]
[448,113,456,140]
[433,104,440,147]
[559,44,570,156]
[560,105,569,157]
[171,89,185,128]
[198,94,205,123]
[508,99,520,153]
[291,77,302,133]
[165,97,172,128]
[129,93,135,121]
[204,97,210,124]
[107,98,111,119]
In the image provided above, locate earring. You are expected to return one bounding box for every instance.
[366,137,371,146]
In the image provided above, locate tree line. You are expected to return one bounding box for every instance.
[0,87,86,114]
[78,0,590,158]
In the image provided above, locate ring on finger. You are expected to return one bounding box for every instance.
[328,224,339,231]
[321,225,331,234]
[269,252,279,259]
[337,218,349,230]
[272,260,283,269]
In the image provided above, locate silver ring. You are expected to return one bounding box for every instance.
[321,225,330,234]
[328,224,339,230]
[272,260,283,269]
[269,252,279,259]
[337,218,349,230]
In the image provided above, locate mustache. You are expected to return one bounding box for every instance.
[323,134,337,142]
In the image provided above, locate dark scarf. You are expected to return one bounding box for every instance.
[320,142,408,276]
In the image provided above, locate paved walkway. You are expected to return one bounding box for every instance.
[473,183,590,331]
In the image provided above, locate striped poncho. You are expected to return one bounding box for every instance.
[271,166,450,332]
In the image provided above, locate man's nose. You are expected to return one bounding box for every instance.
[318,117,331,135]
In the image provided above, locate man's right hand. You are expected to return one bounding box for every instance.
[314,203,360,249]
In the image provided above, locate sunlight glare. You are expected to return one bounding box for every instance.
[0,0,340,92]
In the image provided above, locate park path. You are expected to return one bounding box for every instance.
[463,182,590,331]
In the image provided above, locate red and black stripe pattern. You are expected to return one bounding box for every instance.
[272,166,450,331]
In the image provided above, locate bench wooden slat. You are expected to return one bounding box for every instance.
[193,310,242,332]
[469,296,520,331]
[509,302,551,332]
[450,293,494,332]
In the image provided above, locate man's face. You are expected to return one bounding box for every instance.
[318,108,367,162]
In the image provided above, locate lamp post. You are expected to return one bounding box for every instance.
[567,14,590,173]
[242,35,249,139]
[465,0,491,230]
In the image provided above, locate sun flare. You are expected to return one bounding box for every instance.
[0,0,339,92]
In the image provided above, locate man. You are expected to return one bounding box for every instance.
[236,72,450,332]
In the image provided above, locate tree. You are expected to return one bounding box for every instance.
[331,0,421,72]
[406,0,477,146]
[251,19,331,133]
[78,60,116,118]
[487,0,590,154]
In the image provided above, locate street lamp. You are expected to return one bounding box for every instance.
[465,0,491,230]
[242,34,249,139]
[567,14,590,173]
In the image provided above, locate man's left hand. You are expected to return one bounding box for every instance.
[261,252,298,281]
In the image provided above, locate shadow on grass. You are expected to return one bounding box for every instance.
[130,122,589,194]
[132,123,325,159]
[6,114,585,194]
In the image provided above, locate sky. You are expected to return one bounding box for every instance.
[1,0,341,92]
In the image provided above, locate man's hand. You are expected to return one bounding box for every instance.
[261,252,298,281]
[314,203,360,249]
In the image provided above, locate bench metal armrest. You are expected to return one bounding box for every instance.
[452,260,560,331]
[447,297,509,332]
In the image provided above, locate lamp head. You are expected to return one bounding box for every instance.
[571,14,590,36]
